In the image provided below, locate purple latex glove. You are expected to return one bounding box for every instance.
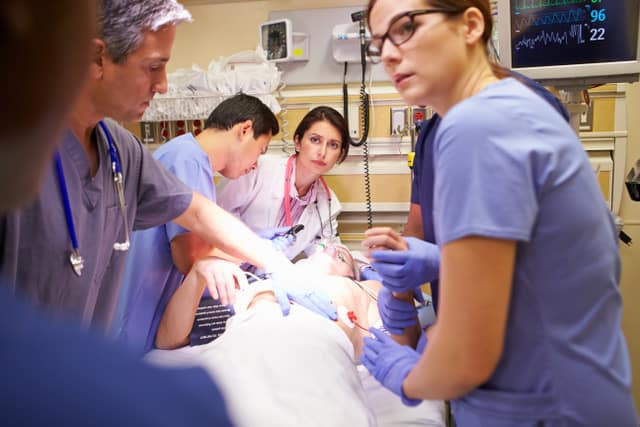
[265,262,337,320]
[370,237,440,293]
[360,328,422,406]
[377,287,419,335]
[256,226,296,252]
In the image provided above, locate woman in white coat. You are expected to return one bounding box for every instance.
[217,106,350,260]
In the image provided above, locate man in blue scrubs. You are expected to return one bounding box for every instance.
[116,94,280,354]
[0,1,233,425]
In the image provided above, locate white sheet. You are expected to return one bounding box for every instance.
[146,303,445,426]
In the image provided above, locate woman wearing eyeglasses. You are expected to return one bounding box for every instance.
[360,1,638,426]
[217,106,350,260]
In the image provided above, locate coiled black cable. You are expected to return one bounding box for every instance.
[343,11,373,228]
[342,64,370,148]
[342,63,373,228]
[362,137,372,229]
[276,82,291,154]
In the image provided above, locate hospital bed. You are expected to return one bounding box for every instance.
[145,289,445,427]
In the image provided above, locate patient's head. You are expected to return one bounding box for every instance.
[300,241,358,279]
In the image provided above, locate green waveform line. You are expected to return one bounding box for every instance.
[514,0,587,11]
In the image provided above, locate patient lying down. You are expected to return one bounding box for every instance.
[147,242,445,427]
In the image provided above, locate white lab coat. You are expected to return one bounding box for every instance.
[216,154,341,260]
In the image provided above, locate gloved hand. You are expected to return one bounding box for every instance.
[377,287,419,335]
[256,226,296,252]
[370,237,440,293]
[265,261,337,320]
[360,328,422,406]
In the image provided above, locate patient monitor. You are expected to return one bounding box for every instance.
[496,0,640,89]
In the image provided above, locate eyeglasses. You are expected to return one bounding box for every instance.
[366,8,461,63]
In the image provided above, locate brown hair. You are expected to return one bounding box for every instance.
[366,0,511,78]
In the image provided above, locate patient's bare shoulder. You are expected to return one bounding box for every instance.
[360,279,382,294]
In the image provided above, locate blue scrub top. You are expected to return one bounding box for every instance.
[410,71,570,314]
[0,280,233,426]
[115,133,216,355]
[432,78,636,425]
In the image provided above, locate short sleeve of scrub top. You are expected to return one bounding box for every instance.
[124,136,193,231]
[433,85,540,245]
[153,134,216,242]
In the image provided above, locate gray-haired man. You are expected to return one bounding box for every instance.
[0,1,233,425]
[0,0,329,334]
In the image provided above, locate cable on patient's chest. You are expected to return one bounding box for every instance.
[347,278,377,302]
[335,279,379,332]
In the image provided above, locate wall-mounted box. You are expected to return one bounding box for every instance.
[390,107,408,136]
[260,18,309,62]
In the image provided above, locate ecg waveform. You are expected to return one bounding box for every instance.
[514,24,586,50]
[513,8,586,31]
[514,0,587,11]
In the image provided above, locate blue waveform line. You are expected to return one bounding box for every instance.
[514,0,587,11]
[514,24,585,50]
[514,8,586,30]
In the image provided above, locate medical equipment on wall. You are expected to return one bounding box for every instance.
[55,121,130,277]
[258,19,308,151]
[496,0,640,89]
[626,158,640,202]
[260,19,309,62]
[618,158,640,246]
[332,22,370,64]
[334,10,373,228]
[407,107,432,170]
[338,10,370,147]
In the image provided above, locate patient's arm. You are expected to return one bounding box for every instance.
[156,261,208,350]
[156,257,246,350]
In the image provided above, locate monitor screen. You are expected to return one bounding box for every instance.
[496,1,640,88]
[260,20,291,62]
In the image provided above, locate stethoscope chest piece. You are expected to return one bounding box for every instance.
[69,250,84,277]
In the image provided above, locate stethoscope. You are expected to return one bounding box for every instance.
[283,154,334,239]
[55,120,130,277]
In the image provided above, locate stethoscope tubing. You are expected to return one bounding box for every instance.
[55,120,129,276]
[54,151,80,252]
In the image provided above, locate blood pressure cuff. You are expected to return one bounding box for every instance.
[190,277,277,346]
